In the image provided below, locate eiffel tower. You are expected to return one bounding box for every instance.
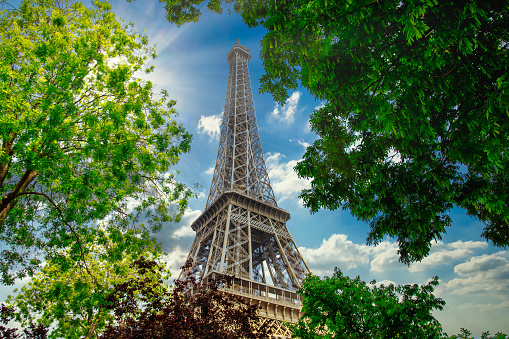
[181,39,311,338]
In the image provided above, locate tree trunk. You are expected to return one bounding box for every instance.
[85,316,97,339]
[0,136,15,187]
[0,169,39,223]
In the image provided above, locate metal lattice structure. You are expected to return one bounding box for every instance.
[181,40,311,338]
[206,40,277,209]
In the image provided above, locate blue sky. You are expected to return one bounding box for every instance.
[2,0,508,336]
[107,1,509,336]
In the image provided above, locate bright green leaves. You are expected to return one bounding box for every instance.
[51,8,66,27]
[106,64,130,95]
[292,269,445,338]
[7,229,168,339]
[0,0,192,284]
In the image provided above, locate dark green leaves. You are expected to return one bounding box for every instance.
[292,269,445,338]
[255,0,509,263]
[160,0,509,264]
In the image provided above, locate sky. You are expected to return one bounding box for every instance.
[2,0,509,337]
[106,1,509,336]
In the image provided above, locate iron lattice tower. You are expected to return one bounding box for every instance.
[182,40,310,338]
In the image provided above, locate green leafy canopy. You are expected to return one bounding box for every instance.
[292,269,445,339]
[0,0,193,284]
[160,0,509,264]
[7,229,170,339]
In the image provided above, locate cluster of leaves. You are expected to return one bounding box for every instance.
[447,328,508,339]
[4,250,268,338]
[0,304,47,339]
[7,229,169,339]
[0,0,192,284]
[101,259,268,339]
[291,268,445,339]
[161,0,509,264]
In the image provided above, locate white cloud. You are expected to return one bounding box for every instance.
[298,234,507,304]
[296,234,493,278]
[270,91,301,124]
[438,251,509,297]
[441,251,509,296]
[205,166,215,175]
[152,208,204,277]
[459,301,509,312]
[304,120,312,133]
[434,255,509,336]
[265,152,311,202]
[299,234,371,275]
[442,269,509,296]
[409,240,488,272]
[369,241,401,272]
[478,300,509,312]
[197,113,222,141]
[297,139,310,150]
[154,208,202,277]
[298,233,406,276]
[172,208,201,239]
[172,225,195,239]
[289,138,311,151]
[454,251,509,276]
[162,247,190,277]
[314,102,326,111]
[373,279,397,288]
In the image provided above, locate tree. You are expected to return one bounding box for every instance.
[0,0,192,284]
[446,328,508,339]
[160,0,509,263]
[290,268,445,339]
[101,259,269,339]
[6,229,169,339]
[0,304,48,339]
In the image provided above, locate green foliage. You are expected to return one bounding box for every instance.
[6,229,169,339]
[101,259,268,339]
[446,328,508,339]
[291,269,445,339]
[0,0,192,284]
[160,0,509,264]
[158,0,259,27]
[0,303,48,339]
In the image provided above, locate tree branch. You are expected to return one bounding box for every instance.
[17,191,100,288]
[0,169,39,223]
[0,133,17,187]
[0,1,19,11]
